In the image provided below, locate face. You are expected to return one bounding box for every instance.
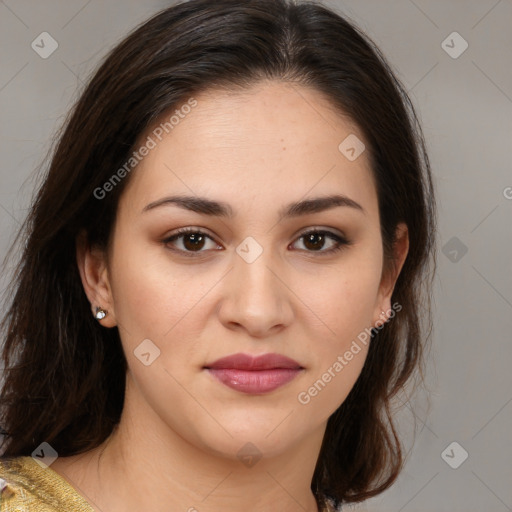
[83,80,408,461]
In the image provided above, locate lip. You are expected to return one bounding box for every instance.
[204,353,304,394]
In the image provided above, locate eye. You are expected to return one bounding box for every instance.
[162,227,351,257]
[290,229,351,254]
[162,228,221,256]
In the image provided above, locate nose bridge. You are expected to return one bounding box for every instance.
[218,235,293,334]
[233,235,283,301]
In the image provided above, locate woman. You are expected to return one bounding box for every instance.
[0,0,437,510]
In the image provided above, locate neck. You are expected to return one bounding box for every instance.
[54,374,327,512]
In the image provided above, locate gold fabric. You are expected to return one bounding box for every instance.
[0,456,94,511]
[0,455,337,511]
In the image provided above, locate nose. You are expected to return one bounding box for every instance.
[216,246,294,338]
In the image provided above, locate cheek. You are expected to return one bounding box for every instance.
[296,287,373,418]
[108,241,206,347]
[293,253,381,412]
[109,246,178,341]
[296,345,369,422]
[296,249,382,338]
[108,241,233,392]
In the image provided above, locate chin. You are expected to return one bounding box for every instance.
[189,410,310,461]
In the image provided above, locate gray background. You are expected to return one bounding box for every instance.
[1,1,511,511]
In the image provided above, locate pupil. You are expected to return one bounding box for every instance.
[305,233,324,251]
[185,233,204,251]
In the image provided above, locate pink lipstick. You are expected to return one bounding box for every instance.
[204,353,303,394]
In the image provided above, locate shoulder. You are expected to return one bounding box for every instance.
[0,456,93,511]
[0,456,59,511]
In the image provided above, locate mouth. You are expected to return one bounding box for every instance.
[203,353,304,394]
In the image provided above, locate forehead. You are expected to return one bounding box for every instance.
[120,80,379,222]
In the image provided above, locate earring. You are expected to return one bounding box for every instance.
[94,307,108,320]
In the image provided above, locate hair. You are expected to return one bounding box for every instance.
[0,0,437,508]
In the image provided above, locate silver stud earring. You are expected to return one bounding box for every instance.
[94,307,108,320]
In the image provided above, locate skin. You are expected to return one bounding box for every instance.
[52,80,408,512]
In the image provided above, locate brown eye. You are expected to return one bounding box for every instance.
[181,232,206,251]
[303,232,326,251]
[291,230,350,254]
[163,228,221,255]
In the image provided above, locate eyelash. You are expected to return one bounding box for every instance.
[161,227,352,257]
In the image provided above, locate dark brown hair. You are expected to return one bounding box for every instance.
[0,0,437,508]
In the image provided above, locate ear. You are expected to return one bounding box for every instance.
[373,222,409,326]
[76,231,117,328]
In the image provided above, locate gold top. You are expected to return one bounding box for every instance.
[0,455,338,511]
[0,456,94,511]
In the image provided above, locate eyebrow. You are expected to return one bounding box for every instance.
[142,193,365,219]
